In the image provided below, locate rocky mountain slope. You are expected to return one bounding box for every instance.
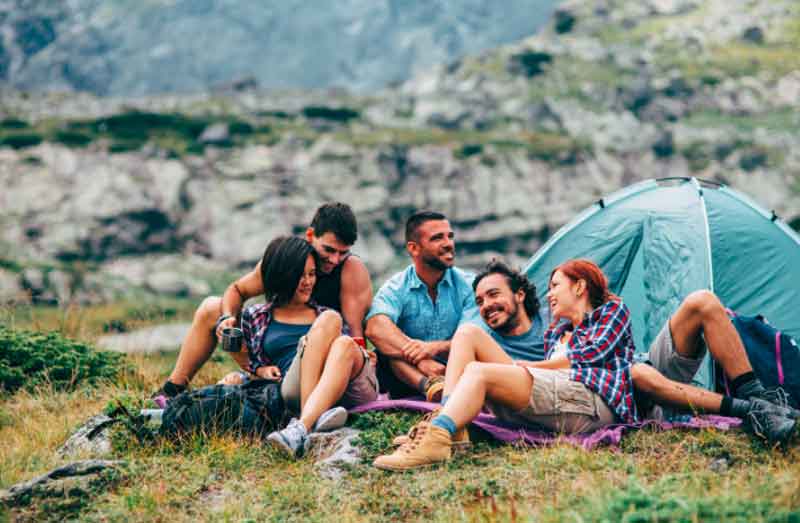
[1,0,799,305]
[0,0,557,95]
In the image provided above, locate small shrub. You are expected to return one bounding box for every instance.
[0,132,43,149]
[52,129,93,147]
[228,121,254,135]
[508,50,553,77]
[0,118,29,129]
[0,325,126,393]
[456,143,484,158]
[302,106,360,122]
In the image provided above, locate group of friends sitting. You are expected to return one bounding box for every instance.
[151,202,798,471]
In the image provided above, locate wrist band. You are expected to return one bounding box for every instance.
[215,314,233,331]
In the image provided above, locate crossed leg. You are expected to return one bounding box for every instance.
[631,290,753,413]
[296,311,366,430]
[443,323,514,397]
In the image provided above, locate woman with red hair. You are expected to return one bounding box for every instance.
[374,259,638,471]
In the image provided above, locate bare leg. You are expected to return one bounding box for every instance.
[441,362,533,429]
[299,336,363,430]
[631,363,722,413]
[444,324,514,397]
[169,296,248,386]
[299,310,344,409]
[669,290,751,379]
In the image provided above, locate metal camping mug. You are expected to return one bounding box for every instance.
[221,327,244,352]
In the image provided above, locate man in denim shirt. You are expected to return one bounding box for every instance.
[366,211,480,399]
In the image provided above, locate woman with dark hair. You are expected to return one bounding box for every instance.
[373,259,637,471]
[219,236,378,457]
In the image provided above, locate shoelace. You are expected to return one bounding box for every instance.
[400,424,429,453]
[762,387,791,409]
[747,409,766,439]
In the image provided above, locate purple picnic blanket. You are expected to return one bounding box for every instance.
[349,397,742,450]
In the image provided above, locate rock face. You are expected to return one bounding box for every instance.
[0,0,558,96]
[1,0,799,304]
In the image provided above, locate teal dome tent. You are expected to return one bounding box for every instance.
[524,177,800,389]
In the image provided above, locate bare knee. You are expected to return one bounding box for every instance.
[196,296,222,327]
[314,309,343,334]
[328,335,360,364]
[682,290,724,321]
[463,361,488,383]
[452,323,483,348]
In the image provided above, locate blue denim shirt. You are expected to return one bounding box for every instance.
[366,265,479,343]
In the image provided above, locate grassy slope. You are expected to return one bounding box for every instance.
[1,305,800,522]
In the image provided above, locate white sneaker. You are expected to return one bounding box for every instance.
[312,406,348,432]
[267,418,309,458]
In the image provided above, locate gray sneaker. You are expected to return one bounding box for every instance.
[753,388,800,420]
[745,400,796,445]
[267,418,309,458]
[312,406,348,432]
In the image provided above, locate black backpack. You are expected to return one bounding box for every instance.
[160,379,287,439]
[721,311,800,408]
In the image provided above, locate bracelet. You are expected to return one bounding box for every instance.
[214,314,233,331]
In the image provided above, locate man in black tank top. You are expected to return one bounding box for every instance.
[152,203,373,400]
[312,253,348,311]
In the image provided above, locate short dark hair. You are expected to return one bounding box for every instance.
[260,236,319,306]
[310,203,357,246]
[405,211,447,243]
[473,259,540,318]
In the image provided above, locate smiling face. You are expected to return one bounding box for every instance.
[290,254,317,305]
[408,219,455,271]
[306,230,351,275]
[475,273,524,334]
[547,269,583,321]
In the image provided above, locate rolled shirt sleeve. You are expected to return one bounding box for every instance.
[365,280,403,324]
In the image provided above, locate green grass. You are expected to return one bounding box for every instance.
[1,302,799,521]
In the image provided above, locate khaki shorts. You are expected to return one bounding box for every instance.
[489,368,616,434]
[647,321,706,384]
[280,336,379,413]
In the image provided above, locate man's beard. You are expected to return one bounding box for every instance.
[421,250,453,271]
[491,301,521,335]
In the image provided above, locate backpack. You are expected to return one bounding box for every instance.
[722,311,800,408]
[160,379,287,439]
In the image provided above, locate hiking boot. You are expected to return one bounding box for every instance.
[391,411,470,449]
[752,388,800,420]
[373,422,452,471]
[745,400,796,445]
[312,406,348,433]
[267,418,309,458]
[425,376,445,403]
[150,380,186,409]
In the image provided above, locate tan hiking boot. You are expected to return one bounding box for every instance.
[391,409,470,448]
[425,376,445,403]
[373,422,452,471]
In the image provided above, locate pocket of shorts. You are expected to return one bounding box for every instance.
[555,380,599,417]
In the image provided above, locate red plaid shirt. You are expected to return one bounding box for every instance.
[241,300,348,374]
[544,299,639,423]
